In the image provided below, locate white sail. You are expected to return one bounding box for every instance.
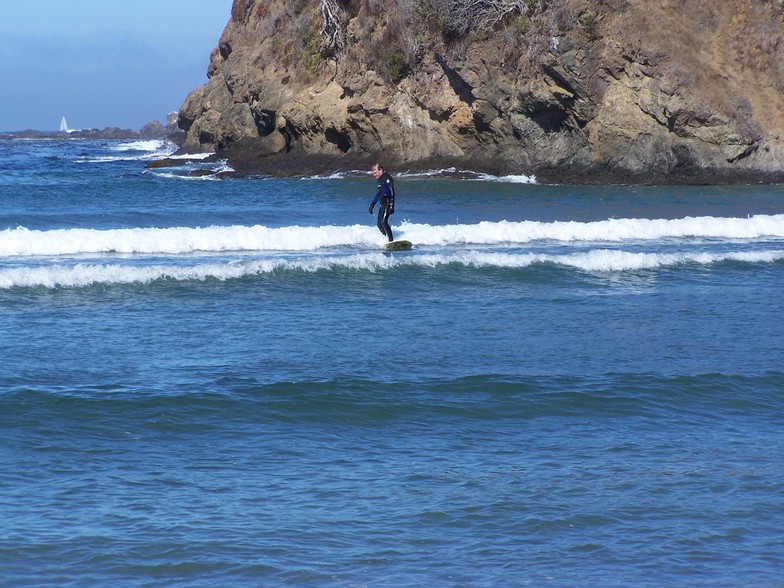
[59,116,69,132]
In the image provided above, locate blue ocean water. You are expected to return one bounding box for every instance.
[1,138,783,587]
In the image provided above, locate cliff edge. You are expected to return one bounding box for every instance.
[177,0,784,183]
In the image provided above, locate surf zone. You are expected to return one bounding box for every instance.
[2,215,783,258]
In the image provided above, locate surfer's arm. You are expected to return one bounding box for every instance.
[368,192,379,214]
[384,178,395,213]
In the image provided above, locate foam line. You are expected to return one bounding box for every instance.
[2,215,782,258]
[1,249,782,289]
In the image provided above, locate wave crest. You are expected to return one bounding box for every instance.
[1,249,782,289]
[2,215,783,258]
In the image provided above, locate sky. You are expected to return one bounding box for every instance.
[0,0,233,132]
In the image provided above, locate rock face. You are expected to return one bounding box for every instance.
[178,0,784,182]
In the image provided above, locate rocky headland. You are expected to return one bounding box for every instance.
[176,0,784,183]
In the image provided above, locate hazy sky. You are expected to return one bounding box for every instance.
[0,1,233,132]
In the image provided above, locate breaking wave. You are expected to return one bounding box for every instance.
[2,215,782,257]
[1,249,782,289]
[2,214,782,288]
[82,139,178,163]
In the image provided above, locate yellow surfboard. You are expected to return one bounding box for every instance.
[383,239,413,251]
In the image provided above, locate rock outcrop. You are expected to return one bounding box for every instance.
[178,0,784,183]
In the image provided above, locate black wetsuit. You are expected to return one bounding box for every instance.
[369,172,395,241]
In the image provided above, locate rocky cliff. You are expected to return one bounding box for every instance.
[177,0,784,183]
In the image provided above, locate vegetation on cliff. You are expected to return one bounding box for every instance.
[178,0,784,182]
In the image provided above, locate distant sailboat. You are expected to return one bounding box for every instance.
[59,116,69,132]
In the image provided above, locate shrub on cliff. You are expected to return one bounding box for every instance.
[423,0,545,37]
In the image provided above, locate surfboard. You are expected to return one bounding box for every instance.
[383,239,413,251]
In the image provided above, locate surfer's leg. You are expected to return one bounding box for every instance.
[380,205,393,241]
[377,208,393,240]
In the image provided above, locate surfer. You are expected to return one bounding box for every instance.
[368,163,395,242]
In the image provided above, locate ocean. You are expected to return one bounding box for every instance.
[1,137,783,587]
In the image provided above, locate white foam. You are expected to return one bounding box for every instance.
[397,167,457,178]
[400,214,784,246]
[79,139,178,163]
[385,249,784,272]
[167,152,214,161]
[471,173,538,184]
[145,159,234,180]
[392,168,537,182]
[301,171,355,180]
[111,139,174,153]
[1,249,782,289]
[2,215,783,258]
[0,224,380,257]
